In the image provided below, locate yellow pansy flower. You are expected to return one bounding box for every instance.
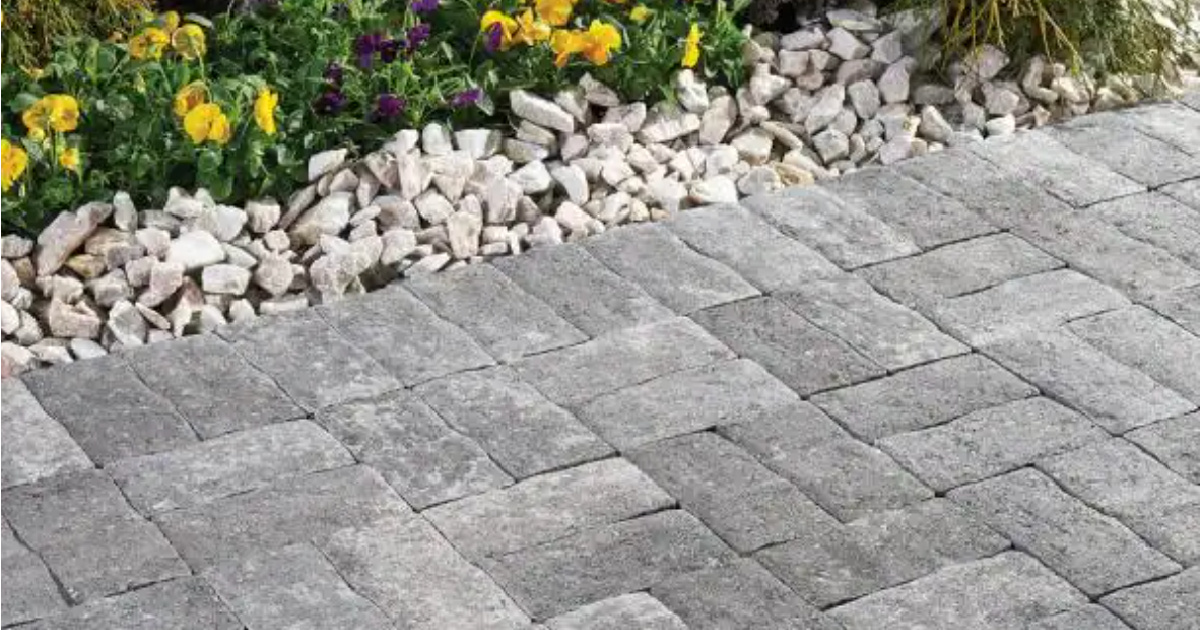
[480,10,519,51]
[183,103,231,145]
[550,29,587,67]
[45,95,80,133]
[582,20,621,66]
[536,0,575,27]
[174,82,208,117]
[59,147,81,172]
[2,139,29,192]
[172,24,206,60]
[158,11,181,32]
[254,88,278,136]
[27,127,47,143]
[129,27,170,59]
[683,23,701,68]
[21,99,53,136]
[629,5,651,23]
[514,8,551,45]
[21,65,47,80]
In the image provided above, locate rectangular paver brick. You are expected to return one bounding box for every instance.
[879,397,1107,492]
[1068,306,1200,403]
[492,243,675,336]
[1162,177,1200,211]
[742,186,920,269]
[575,359,803,450]
[1030,605,1134,630]
[223,308,399,410]
[1114,102,1200,156]
[949,468,1180,596]
[21,577,241,630]
[1088,192,1200,270]
[3,379,91,489]
[316,390,512,509]
[479,510,736,620]
[544,592,687,630]
[811,354,1037,442]
[109,420,353,515]
[320,516,532,629]
[424,458,674,559]
[511,317,734,407]
[2,522,67,626]
[691,297,884,395]
[1100,567,1200,630]
[1047,115,1200,186]
[665,203,843,292]
[930,269,1130,346]
[627,432,840,552]
[1146,285,1200,335]
[1126,412,1200,484]
[154,464,412,569]
[319,286,495,386]
[21,355,197,465]
[826,552,1086,630]
[583,223,759,314]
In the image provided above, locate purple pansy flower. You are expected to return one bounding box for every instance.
[323,61,344,85]
[450,88,482,108]
[315,90,348,115]
[354,32,385,68]
[374,94,407,120]
[406,23,431,51]
[411,0,439,13]
[379,38,402,63]
[483,22,504,54]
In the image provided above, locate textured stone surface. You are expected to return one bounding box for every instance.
[1029,605,1134,630]
[1110,102,1200,156]
[2,523,67,626]
[1101,567,1200,630]
[2,379,91,489]
[1047,115,1200,187]
[1147,285,1200,336]
[543,593,687,630]
[1126,412,1200,484]
[1089,192,1200,270]
[20,577,241,630]
[1068,306,1200,403]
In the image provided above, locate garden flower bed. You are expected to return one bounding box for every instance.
[1,0,1197,375]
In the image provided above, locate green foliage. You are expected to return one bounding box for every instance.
[1,0,155,68]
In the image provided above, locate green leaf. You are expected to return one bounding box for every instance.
[9,94,40,113]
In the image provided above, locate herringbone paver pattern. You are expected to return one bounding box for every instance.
[4,101,1200,629]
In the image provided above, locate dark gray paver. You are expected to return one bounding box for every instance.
[479,510,736,620]
[2,379,91,489]
[742,185,920,269]
[2,522,67,626]
[318,516,532,629]
[1147,285,1200,335]
[948,468,1180,596]
[154,464,411,569]
[21,577,240,630]
[316,390,512,509]
[492,243,675,336]
[21,355,196,465]
[929,269,1130,346]
[1047,114,1200,186]
[627,432,840,553]
[857,232,1063,307]
[777,275,969,370]
[819,166,996,248]
[511,317,734,407]
[1068,306,1200,403]
[968,129,1144,207]
[1030,605,1133,630]
[424,458,674,559]
[651,559,842,630]
[543,593,687,630]
[416,366,612,479]
[811,354,1037,442]
[203,543,393,630]
[402,263,587,362]
[1113,102,1200,155]
[108,420,353,515]
[1101,567,1200,630]
[984,330,1196,433]
[756,499,1009,608]
[575,359,802,450]
[319,286,495,386]
[826,552,1086,630]
[222,308,399,410]
[879,397,1107,492]
[1162,177,1200,210]
[1088,192,1200,270]
[664,203,844,292]
[2,469,189,603]
[1126,412,1200,484]
[123,334,304,439]
[691,297,884,395]
[582,223,759,314]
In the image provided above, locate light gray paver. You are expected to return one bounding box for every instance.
[1030,605,1133,630]
[21,577,240,630]
[742,185,920,269]
[984,330,1196,433]
[582,223,759,314]
[154,464,412,569]
[416,366,612,479]
[2,469,189,603]
[1068,306,1200,403]
[1088,192,1200,269]
[319,516,532,630]
[627,432,840,552]
[511,317,734,407]
[575,359,802,450]
[479,510,736,620]
[1113,102,1200,155]
[543,593,687,630]
[826,552,1087,630]
[757,499,1009,608]
[402,263,588,362]
[691,297,884,395]
[21,355,197,465]
[316,390,512,509]
[948,468,1181,596]
[664,203,844,292]
[223,308,400,410]
[777,275,969,370]
[492,243,675,336]
[1147,285,1200,335]
[2,379,91,489]
[2,522,67,626]
[930,269,1130,346]
[1047,115,1200,186]
[1162,177,1200,211]
[319,286,495,386]
[879,397,1107,492]
[1125,412,1200,484]
[857,232,1063,307]
[1101,567,1200,630]
[811,354,1037,442]
[203,543,393,630]
[108,420,353,515]
[424,458,674,559]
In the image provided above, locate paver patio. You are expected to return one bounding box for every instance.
[3,100,1199,629]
